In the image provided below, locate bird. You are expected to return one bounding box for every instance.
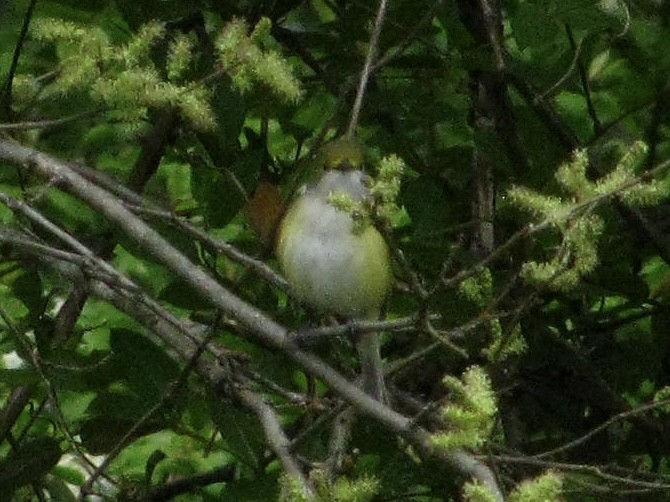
[275,138,393,402]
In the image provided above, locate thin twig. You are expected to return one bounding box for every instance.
[566,25,600,135]
[373,0,443,70]
[294,313,439,342]
[0,303,112,486]
[533,398,670,460]
[126,203,289,291]
[80,317,219,498]
[347,0,389,136]
[0,193,138,291]
[0,0,38,113]
[147,465,236,501]
[484,453,670,491]
[385,309,519,376]
[0,111,99,130]
[536,33,585,103]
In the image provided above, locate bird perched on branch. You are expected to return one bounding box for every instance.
[272,137,393,402]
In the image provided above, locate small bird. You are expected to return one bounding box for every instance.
[276,138,393,401]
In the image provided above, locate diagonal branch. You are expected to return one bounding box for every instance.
[238,388,314,498]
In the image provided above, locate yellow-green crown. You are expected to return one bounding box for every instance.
[318,137,366,171]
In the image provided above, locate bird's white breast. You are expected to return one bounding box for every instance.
[277,170,391,318]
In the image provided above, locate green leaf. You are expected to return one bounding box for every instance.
[511,2,560,50]
[159,278,211,310]
[11,267,44,316]
[191,164,246,228]
[109,328,180,402]
[209,397,265,470]
[210,78,246,153]
[0,368,39,386]
[47,0,112,13]
[145,449,167,484]
[52,464,86,486]
[0,437,62,496]
[114,0,201,28]
[45,349,118,393]
[222,471,279,501]
[79,415,163,455]
[44,476,78,502]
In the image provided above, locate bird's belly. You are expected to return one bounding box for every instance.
[278,210,389,318]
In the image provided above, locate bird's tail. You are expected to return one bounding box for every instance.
[356,331,386,403]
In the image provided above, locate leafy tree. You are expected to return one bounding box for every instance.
[1,0,670,500]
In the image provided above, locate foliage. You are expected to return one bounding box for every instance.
[2,0,670,500]
[462,481,500,502]
[280,470,379,502]
[30,18,216,134]
[508,471,563,502]
[215,17,301,102]
[508,143,663,291]
[432,366,497,451]
[464,470,562,502]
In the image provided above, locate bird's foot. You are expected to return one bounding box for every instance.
[290,325,323,347]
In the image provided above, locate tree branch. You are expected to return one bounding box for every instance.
[238,388,314,499]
